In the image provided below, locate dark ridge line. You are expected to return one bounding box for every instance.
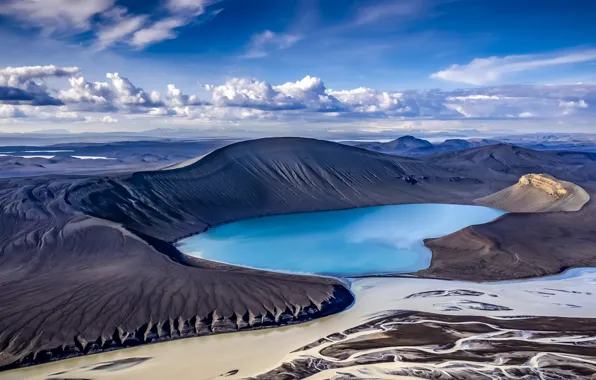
[0,284,353,372]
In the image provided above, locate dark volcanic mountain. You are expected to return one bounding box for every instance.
[2,137,596,370]
[66,138,481,242]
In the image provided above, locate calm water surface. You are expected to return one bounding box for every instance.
[179,204,506,276]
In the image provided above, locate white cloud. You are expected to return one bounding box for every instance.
[207,78,296,110]
[55,110,80,119]
[431,50,596,85]
[0,65,80,86]
[354,0,430,26]
[95,8,148,50]
[148,107,172,116]
[243,30,301,59]
[101,115,118,123]
[440,85,596,119]
[559,99,589,115]
[131,18,186,48]
[0,0,222,50]
[0,104,26,118]
[0,0,115,33]
[206,76,341,111]
[0,65,80,106]
[166,84,204,107]
[559,99,589,109]
[329,87,409,114]
[58,76,112,106]
[2,64,596,130]
[166,0,210,13]
[106,72,163,107]
[57,72,164,113]
[130,7,222,49]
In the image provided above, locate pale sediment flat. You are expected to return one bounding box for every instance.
[4,270,596,380]
[2,137,596,371]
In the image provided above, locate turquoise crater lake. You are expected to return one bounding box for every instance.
[178,204,506,276]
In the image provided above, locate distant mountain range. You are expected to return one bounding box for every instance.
[348,134,596,157]
[350,135,498,156]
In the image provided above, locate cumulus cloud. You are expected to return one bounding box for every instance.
[101,115,118,123]
[0,104,26,118]
[329,87,409,114]
[559,99,589,115]
[0,65,79,106]
[106,73,163,107]
[0,65,80,83]
[58,76,113,107]
[206,76,341,111]
[207,78,299,110]
[2,64,595,128]
[166,84,205,107]
[275,76,342,111]
[431,50,596,85]
[243,30,301,58]
[0,87,36,102]
[58,72,164,112]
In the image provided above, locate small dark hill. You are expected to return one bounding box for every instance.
[355,135,432,154]
[438,139,473,149]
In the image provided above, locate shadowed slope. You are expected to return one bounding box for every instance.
[0,176,352,370]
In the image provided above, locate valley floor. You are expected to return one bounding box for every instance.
[4,269,596,380]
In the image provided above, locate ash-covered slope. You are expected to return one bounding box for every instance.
[66,137,482,242]
[0,177,355,371]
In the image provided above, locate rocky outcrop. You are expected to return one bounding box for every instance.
[475,173,590,213]
[519,173,568,198]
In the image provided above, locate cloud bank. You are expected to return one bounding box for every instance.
[0,64,593,132]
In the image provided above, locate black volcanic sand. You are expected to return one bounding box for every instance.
[253,311,596,379]
[2,137,596,370]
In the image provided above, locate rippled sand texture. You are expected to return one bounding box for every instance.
[4,269,596,380]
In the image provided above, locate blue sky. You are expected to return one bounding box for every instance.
[0,0,595,134]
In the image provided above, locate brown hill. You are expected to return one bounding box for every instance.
[475,173,590,212]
